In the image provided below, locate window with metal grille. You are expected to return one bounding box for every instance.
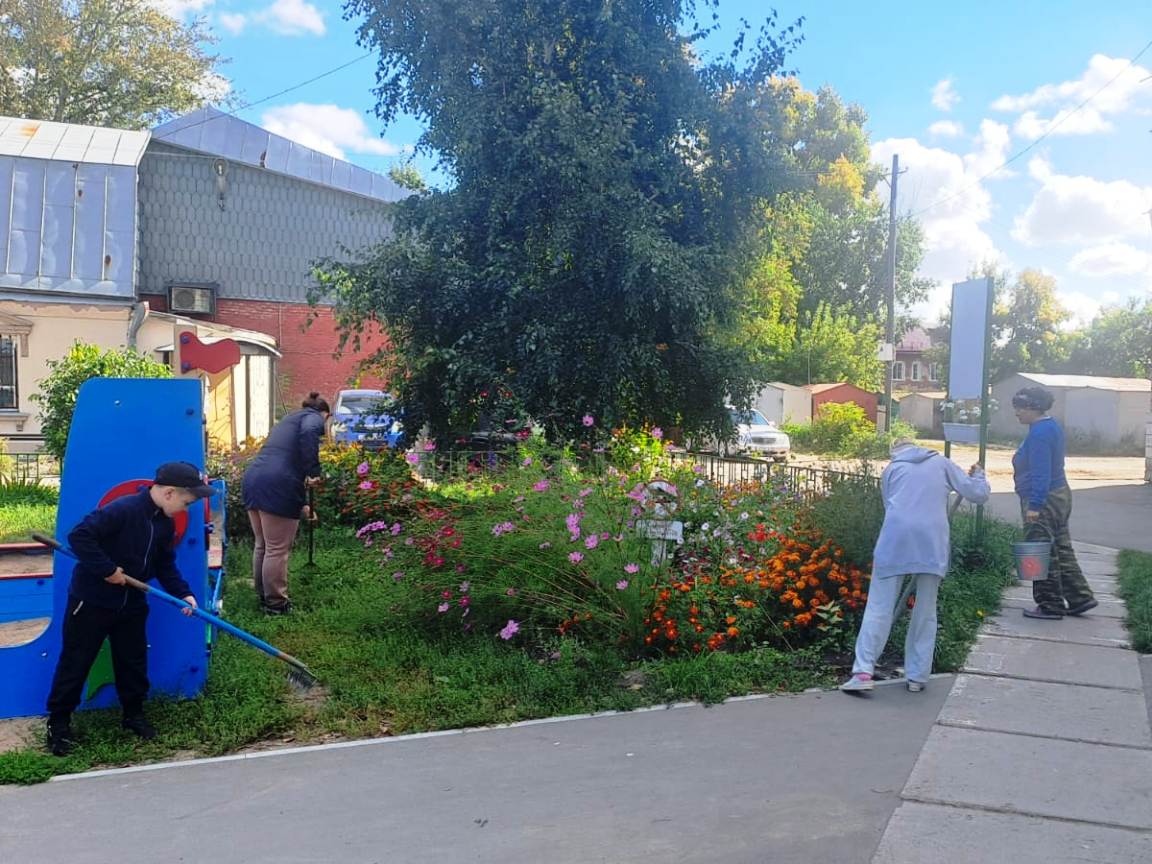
[0,336,16,409]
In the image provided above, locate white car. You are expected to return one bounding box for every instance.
[727,408,791,462]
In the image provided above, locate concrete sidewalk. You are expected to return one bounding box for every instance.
[0,680,948,864]
[872,543,1152,863]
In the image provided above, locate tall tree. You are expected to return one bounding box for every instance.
[318,1,803,441]
[1066,298,1152,379]
[754,81,932,318]
[0,0,229,129]
[992,268,1073,380]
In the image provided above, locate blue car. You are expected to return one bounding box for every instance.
[329,389,404,450]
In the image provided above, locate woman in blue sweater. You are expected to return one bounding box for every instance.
[1012,386,1096,620]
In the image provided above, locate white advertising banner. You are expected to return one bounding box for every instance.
[948,278,991,401]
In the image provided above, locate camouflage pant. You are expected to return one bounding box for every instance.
[1020,486,1094,614]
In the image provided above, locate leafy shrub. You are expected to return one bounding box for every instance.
[31,342,171,460]
[802,471,883,569]
[0,479,59,506]
[207,441,425,541]
[785,402,917,459]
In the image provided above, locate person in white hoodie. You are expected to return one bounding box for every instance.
[841,439,990,693]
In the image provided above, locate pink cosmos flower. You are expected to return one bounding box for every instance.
[600,532,610,541]
[423,441,437,452]
[582,414,595,427]
[568,552,584,564]
[499,620,521,640]
[651,427,663,440]
[459,597,470,608]
[356,461,370,476]
[391,523,403,535]
[616,580,629,591]
[579,488,593,498]
[506,587,518,597]
[584,534,599,550]
[437,602,450,613]
[533,480,551,493]
[624,563,640,574]
[392,571,405,581]
[522,457,533,467]
[441,590,452,600]
[405,452,421,465]
[358,480,374,491]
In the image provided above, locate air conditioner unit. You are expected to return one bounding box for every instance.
[168,284,217,315]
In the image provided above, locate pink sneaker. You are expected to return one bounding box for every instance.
[840,673,874,693]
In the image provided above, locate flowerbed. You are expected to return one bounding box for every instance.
[348,429,873,658]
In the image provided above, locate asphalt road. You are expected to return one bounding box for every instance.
[0,683,949,864]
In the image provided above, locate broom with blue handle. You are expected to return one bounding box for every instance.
[34,533,319,691]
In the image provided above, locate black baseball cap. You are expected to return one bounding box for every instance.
[154,462,216,498]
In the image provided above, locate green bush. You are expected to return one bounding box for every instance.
[0,479,59,506]
[784,402,917,459]
[31,342,171,460]
[802,471,883,569]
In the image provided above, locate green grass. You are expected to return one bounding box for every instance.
[0,517,1014,784]
[0,503,57,543]
[1116,550,1152,654]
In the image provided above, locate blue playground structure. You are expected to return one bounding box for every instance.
[0,378,227,720]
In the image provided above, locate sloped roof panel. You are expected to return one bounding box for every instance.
[152,107,404,203]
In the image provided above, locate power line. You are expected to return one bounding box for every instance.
[911,37,1152,219]
[152,52,374,142]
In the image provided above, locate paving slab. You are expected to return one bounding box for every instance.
[981,610,1131,648]
[1003,583,1120,604]
[903,725,1152,830]
[872,801,1152,864]
[0,685,952,864]
[1001,595,1128,619]
[939,674,1152,748]
[963,634,1143,690]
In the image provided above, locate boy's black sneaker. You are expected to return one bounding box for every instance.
[121,715,158,740]
[47,725,77,757]
[263,601,293,616]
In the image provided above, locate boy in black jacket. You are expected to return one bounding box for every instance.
[46,462,215,757]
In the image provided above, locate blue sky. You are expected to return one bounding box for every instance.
[165,0,1152,325]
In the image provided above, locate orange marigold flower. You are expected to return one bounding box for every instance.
[726,626,740,637]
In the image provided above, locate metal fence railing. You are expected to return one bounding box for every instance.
[667,452,879,496]
[0,452,60,484]
[407,447,877,499]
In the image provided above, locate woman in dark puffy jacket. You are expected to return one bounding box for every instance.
[242,392,329,614]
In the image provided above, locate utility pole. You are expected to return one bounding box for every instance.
[883,154,899,433]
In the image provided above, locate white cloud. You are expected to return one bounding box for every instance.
[931,78,959,112]
[1013,107,1112,140]
[1056,290,1105,328]
[993,54,1152,139]
[872,135,1004,318]
[928,120,963,138]
[149,0,213,16]
[261,103,404,160]
[255,0,325,36]
[963,119,1012,178]
[1013,157,1152,247]
[1068,243,1152,278]
[219,12,247,34]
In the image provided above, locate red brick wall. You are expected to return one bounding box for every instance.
[142,294,391,409]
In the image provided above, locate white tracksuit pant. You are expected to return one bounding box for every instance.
[851,572,941,684]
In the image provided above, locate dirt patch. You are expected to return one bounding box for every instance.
[0,717,40,754]
[0,554,53,577]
